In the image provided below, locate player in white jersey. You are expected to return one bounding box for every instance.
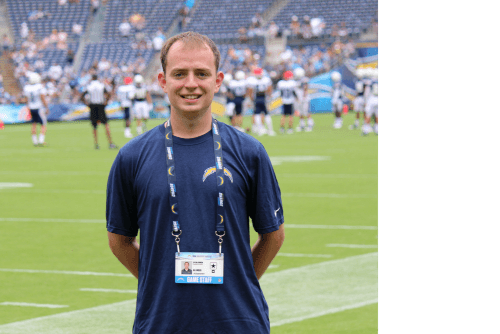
[247,68,275,136]
[220,73,236,127]
[132,74,153,135]
[277,70,297,134]
[228,71,248,131]
[293,68,314,132]
[116,76,135,138]
[23,73,49,146]
[362,82,378,136]
[350,68,366,130]
[331,71,344,129]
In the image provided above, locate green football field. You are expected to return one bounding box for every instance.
[0,113,377,333]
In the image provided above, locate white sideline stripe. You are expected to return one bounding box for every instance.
[270,156,331,166]
[0,302,68,309]
[0,253,377,333]
[278,173,377,178]
[0,171,107,176]
[282,192,377,199]
[277,252,332,258]
[80,288,137,294]
[0,269,133,278]
[0,189,105,194]
[0,183,33,190]
[270,299,378,327]
[0,218,104,223]
[326,243,378,249]
[267,265,279,269]
[286,224,377,230]
[0,219,378,230]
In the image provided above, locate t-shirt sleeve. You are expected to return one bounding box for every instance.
[106,151,139,237]
[249,143,284,234]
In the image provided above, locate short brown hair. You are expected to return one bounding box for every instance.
[160,31,220,73]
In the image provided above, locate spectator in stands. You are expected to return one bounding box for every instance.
[2,35,12,56]
[49,63,63,81]
[57,30,68,50]
[153,28,166,52]
[238,27,248,43]
[266,21,280,38]
[252,12,264,29]
[28,7,51,21]
[119,19,132,38]
[48,29,59,49]
[20,22,29,39]
[290,15,301,37]
[330,23,338,38]
[91,0,100,15]
[301,16,312,40]
[98,58,111,72]
[310,17,325,37]
[130,13,146,31]
[177,6,190,32]
[338,21,348,41]
[66,49,75,68]
[72,23,83,37]
[58,0,68,5]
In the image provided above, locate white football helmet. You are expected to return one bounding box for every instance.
[223,73,233,85]
[235,70,245,81]
[331,71,341,83]
[134,74,144,85]
[293,67,305,79]
[29,72,41,85]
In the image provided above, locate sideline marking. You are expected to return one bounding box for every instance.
[0,189,105,194]
[282,192,377,199]
[0,183,33,190]
[0,302,68,309]
[0,269,132,278]
[0,218,104,223]
[0,253,377,332]
[326,243,378,249]
[80,288,137,294]
[278,173,377,178]
[277,253,332,258]
[270,156,330,166]
[286,224,377,230]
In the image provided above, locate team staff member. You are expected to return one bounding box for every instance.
[106,31,285,334]
[81,74,118,149]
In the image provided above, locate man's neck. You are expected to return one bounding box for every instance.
[166,108,213,139]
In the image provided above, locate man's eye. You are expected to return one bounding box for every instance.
[198,72,208,77]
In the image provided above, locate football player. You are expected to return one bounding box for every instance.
[293,67,314,132]
[228,70,247,131]
[116,76,135,138]
[331,71,344,129]
[132,74,153,135]
[277,70,297,134]
[23,73,49,146]
[362,82,378,136]
[247,67,275,136]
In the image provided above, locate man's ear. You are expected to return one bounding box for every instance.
[158,72,167,92]
[214,71,224,93]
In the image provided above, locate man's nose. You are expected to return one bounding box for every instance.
[184,72,198,88]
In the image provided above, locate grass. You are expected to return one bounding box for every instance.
[0,113,377,333]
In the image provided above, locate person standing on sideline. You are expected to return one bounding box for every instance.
[293,67,314,132]
[277,70,297,134]
[116,76,135,138]
[247,67,275,136]
[106,31,285,334]
[131,74,152,135]
[331,71,344,129]
[23,73,49,146]
[81,74,118,149]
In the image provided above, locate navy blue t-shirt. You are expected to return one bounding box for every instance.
[106,121,284,334]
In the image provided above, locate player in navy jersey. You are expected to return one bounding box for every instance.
[350,68,366,130]
[107,31,285,334]
[247,68,275,136]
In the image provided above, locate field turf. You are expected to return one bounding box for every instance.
[0,113,377,333]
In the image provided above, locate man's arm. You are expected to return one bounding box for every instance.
[108,231,140,279]
[251,224,285,280]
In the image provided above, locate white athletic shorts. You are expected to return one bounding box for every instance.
[332,99,343,113]
[353,96,365,113]
[225,102,235,117]
[296,101,310,117]
[134,101,150,119]
[365,97,378,118]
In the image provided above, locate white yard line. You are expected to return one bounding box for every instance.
[325,244,378,249]
[0,253,377,333]
[278,173,377,178]
[80,289,137,294]
[282,192,377,199]
[0,183,33,190]
[0,218,104,223]
[0,269,132,278]
[277,253,332,258]
[0,302,68,309]
[286,224,377,230]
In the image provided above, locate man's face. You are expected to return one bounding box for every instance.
[158,41,223,118]
[184,262,189,270]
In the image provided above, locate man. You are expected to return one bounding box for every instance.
[181,262,192,275]
[331,71,344,129]
[131,74,152,135]
[277,70,297,134]
[116,76,135,138]
[362,82,378,136]
[107,31,285,334]
[23,73,49,146]
[246,67,275,136]
[81,74,118,149]
[350,68,366,130]
[293,67,314,132]
[228,70,247,131]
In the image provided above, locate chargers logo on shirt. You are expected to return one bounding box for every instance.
[202,167,233,183]
[214,141,221,150]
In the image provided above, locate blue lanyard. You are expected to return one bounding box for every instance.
[165,119,226,253]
